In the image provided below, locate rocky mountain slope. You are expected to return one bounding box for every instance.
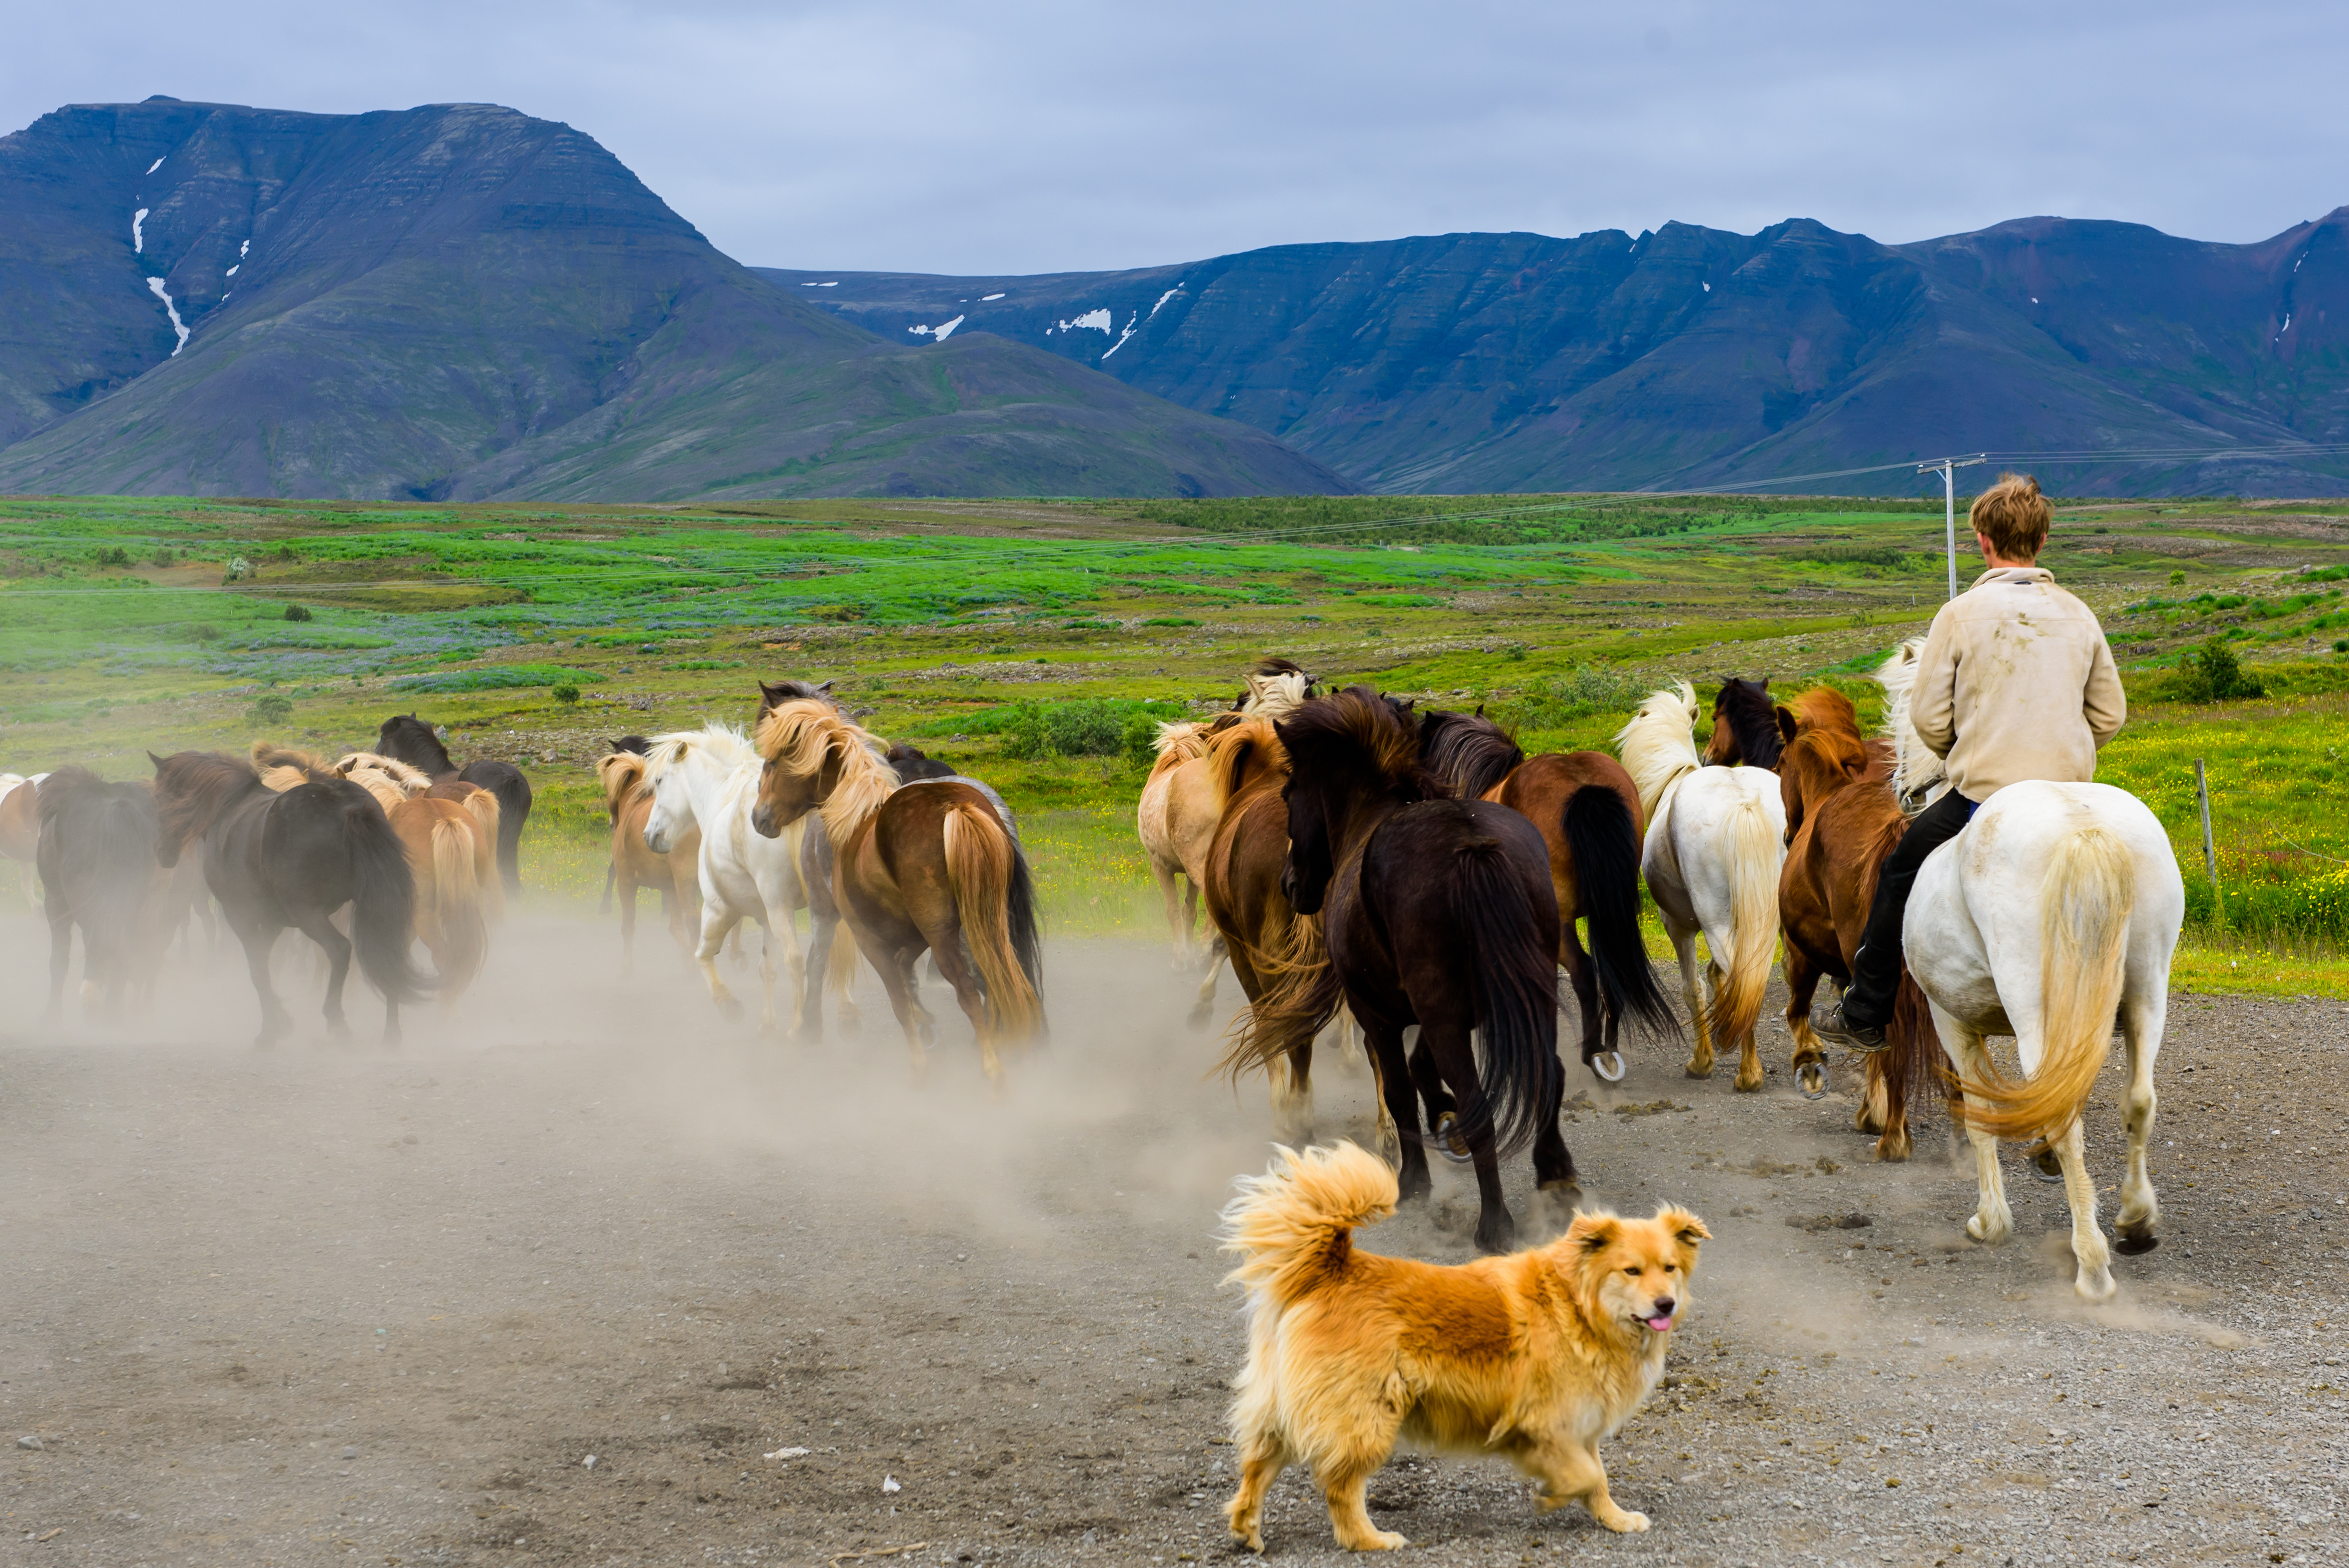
[0,98,1350,500]
[761,212,2349,496]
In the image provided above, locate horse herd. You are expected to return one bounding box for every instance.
[7,649,2184,1301]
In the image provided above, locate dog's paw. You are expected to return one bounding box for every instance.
[1600,1509,1650,1534]
[1339,1529,1408,1551]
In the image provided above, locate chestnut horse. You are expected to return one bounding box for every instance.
[750,700,1042,1083]
[1773,696,1943,1159]
[596,743,701,973]
[1139,661,1314,968]
[374,714,534,893]
[1240,687,1570,1253]
[1418,707,1676,1084]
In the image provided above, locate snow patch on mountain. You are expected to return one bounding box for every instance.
[908,315,966,340]
[147,277,189,356]
[133,208,149,251]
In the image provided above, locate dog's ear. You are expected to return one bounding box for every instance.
[1659,1206,1711,1249]
[1566,1212,1622,1253]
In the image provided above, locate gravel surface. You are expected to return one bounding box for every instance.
[2,917,2344,1567]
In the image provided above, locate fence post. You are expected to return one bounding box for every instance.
[2193,758,2221,915]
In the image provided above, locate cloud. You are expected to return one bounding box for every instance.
[5,0,2342,273]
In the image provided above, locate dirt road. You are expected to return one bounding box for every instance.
[2,917,2343,1567]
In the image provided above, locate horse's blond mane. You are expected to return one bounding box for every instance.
[1147,719,1216,784]
[1874,637,1946,808]
[1614,680,1703,822]
[644,722,760,781]
[753,700,898,843]
[1206,717,1287,812]
[595,752,649,816]
[335,752,433,793]
[1240,670,1310,721]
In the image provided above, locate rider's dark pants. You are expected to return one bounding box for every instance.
[1843,788,1978,1029]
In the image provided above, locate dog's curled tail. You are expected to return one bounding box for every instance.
[1220,1141,1396,1312]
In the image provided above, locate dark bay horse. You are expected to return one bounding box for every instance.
[152,750,428,1046]
[751,699,1042,1082]
[374,714,533,893]
[1704,677,1785,768]
[1774,699,1945,1159]
[35,767,170,1019]
[1249,687,1571,1253]
[1419,707,1677,1084]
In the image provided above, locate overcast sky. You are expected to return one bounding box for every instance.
[9,1,2344,275]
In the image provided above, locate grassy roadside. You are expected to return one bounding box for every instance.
[4,490,2345,995]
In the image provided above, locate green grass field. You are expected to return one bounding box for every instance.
[6,490,2347,993]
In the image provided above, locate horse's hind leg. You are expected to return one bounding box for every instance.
[1857,1056,1890,1135]
[1270,1036,1315,1147]
[1559,923,1603,1074]
[1364,1023,1430,1206]
[232,920,292,1046]
[1532,1035,1581,1234]
[2114,984,2167,1255]
[1188,934,1227,1029]
[44,898,72,1019]
[1151,859,1186,966]
[1667,916,1712,1079]
[296,910,355,1040]
[2051,1115,2115,1301]
[618,881,639,977]
[1931,1002,2013,1247]
[1782,945,1827,1097]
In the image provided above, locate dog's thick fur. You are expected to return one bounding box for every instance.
[1221,1142,1707,1552]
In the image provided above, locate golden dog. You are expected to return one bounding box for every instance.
[1220,1142,1707,1552]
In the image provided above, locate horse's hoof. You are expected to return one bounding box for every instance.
[1795,1062,1829,1099]
[1588,1051,1626,1084]
[713,995,743,1023]
[1432,1112,1475,1166]
[1474,1217,1517,1255]
[1683,1060,1713,1080]
[2114,1232,2160,1256]
[1186,1003,1215,1032]
[2030,1148,2065,1184]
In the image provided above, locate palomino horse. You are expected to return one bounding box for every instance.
[597,743,702,973]
[1418,707,1676,1084]
[152,749,427,1045]
[35,767,172,1019]
[1246,688,1569,1253]
[750,699,1043,1084]
[374,714,534,893]
[1139,661,1314,969]
[1,772,45,903]
[1773,694,1944,1158]
[639,723,826,1035]
[1616,682,1787,1089]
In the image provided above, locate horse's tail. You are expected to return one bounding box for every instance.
[826,900,862,1000]
[427,815,489,995]
[1563,784,1678,1042]
[1219,1141,1395,1314]
[1706,785,1781,1050]
[1454,834,1565,1157]
[347,801,430,1004]
[1960,823,2135,1140]
[940,800,1045,1045]
[1219,909,1342,1080]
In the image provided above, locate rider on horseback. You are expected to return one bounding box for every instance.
[1811,473,2127,1051]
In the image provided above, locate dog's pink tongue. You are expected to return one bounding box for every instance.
[1645,1315,1674,1332]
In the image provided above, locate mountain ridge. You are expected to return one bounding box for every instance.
[758,207,2349,496]
[0,98,1351,500]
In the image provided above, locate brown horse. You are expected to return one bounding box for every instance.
[750,699,1042,1082]
[1774,697,1943,1159]
[1419,708,1677,1084]
[1239,688,1570,1253]
[596,746,701,973]
[1704,677,1785,768]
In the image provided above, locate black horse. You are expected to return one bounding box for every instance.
[374,715,534,893]
[36,767,169,1019]
[152,750,428,1046]
[1705,677,1785,769]
[1232,686,1573,1254]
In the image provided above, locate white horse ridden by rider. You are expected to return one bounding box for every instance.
[641,723,822,1032]
[1615,682,1789,1091]
[1879,646,2185,1301]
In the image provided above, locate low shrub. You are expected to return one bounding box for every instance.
[2171,636,2266,701]
[1495,664,1653,728]
[282,603,313,622]
[246,692,293,726]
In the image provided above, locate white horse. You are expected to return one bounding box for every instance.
[641,724,817,1032]
[1880,651,2185,1301]
[1615,683,1788,1090]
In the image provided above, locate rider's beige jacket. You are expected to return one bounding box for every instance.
[1910,565,2126,801]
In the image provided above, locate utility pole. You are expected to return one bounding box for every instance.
[1918,455,1987,600]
